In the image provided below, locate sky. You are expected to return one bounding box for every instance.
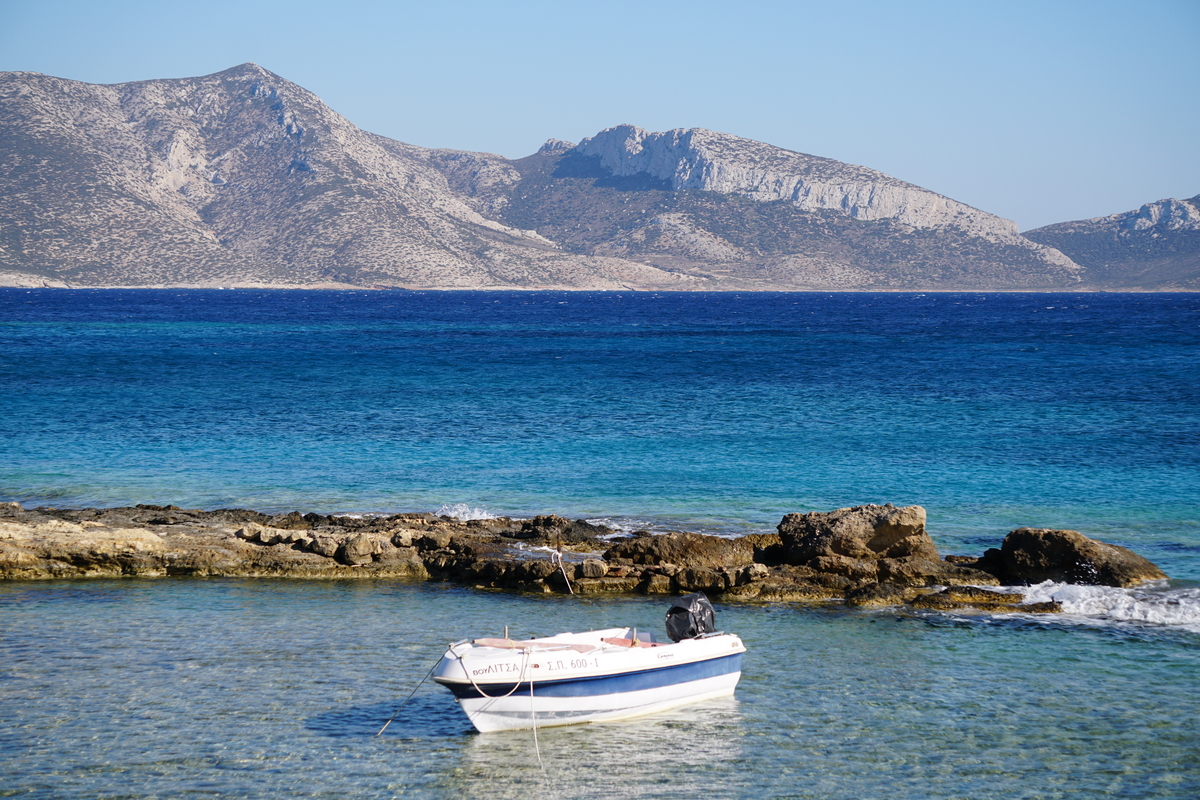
[1,0,1197,231]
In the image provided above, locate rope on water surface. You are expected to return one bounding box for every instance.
[376,658,440,736]
[530,667,544,770]
[377,638,545,770]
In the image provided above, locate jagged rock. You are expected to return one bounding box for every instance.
[514,560,558,582]
[807,554,879,582]
[414,531,454,551]
[0,503,1169,615]
[446,535,509,560]
[778,504,937,565]
[514,515,612,546]
[605,531,754,569]
[517,514,570,539]
[265,512,310,530]
[463,517,523,536]
[235,523,296,546]
[736,532,784,564]
[674,567,730,594]
[739,581,844,602]
[374,543,422,567]
[876,556,1000,588]
[464,559,509,584]
[336,533,380,566]
[308,535,341,559]
[733,563,770,585]
[989,528,1167,588]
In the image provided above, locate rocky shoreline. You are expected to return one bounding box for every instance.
[0,502,1167,613]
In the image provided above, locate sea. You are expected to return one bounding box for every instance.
[1,289,1198,799]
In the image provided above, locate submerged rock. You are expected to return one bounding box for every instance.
[910,585,1062,614]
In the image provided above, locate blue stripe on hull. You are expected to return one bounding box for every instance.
[441,652,742,700]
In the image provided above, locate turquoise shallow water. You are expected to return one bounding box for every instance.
[2,290,1199,797]
[1,581,1197,799]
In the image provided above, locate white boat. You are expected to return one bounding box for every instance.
[431,594,746,732]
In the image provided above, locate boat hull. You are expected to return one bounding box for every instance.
[432,629,745,732]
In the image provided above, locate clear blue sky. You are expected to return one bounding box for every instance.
[2,0,1197,230]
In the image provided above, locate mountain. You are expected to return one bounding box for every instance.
[0,63,1103,290]
[1023,196,1200,290]
[445,125,1082,290]
[0,63,679,290]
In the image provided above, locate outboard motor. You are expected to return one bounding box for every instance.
[665,592,717,642]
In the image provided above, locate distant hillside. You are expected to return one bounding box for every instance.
[1024,196,1200,289]
[438,133,1081,290]
[0,62,1165,291]
[0,64,681,290]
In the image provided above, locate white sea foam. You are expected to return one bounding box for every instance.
[583,517,645,539]
[435,503,499,521]
[1016,581,1200,633]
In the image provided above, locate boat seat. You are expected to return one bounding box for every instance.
[472,638,597,653]
[600,637,661,648]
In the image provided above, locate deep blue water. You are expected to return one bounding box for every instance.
[2,289,1198,572]
[2,290,1200,798]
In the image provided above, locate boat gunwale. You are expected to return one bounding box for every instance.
[432,647,744,698]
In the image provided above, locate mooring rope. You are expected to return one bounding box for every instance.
[378,639,546,770]
[464,647,534,700]
[375,658,440,736]
[552,549,574,595]
[530,667,544,770]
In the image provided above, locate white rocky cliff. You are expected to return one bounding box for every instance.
[1115,196,1200,237]
[574,125,1013,232]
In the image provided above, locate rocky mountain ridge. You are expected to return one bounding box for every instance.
[576,125,1020,238]
[1024,194,1200,289]
[0,64,685,290]
[0,63,1191,290]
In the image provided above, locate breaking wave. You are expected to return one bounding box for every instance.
[435,503,500,521]
[1017,581,1200,633]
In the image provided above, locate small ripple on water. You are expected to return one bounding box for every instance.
[2,580,1197,798]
